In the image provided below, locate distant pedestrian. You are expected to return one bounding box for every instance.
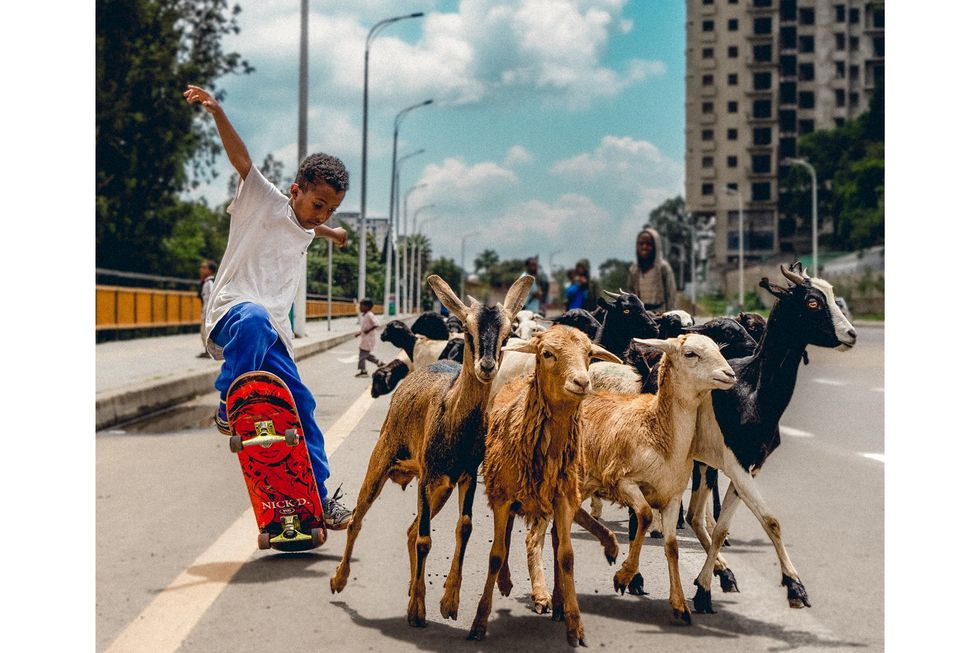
[355,299,384,378]
[564,259,599,311]
[626,226,676,312]
[522,256,550,315]
[197,259,218,358]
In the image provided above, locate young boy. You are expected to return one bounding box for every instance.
[183,84,352,529]
[355,299,383,378]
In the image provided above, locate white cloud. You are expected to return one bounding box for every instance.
[550,135,683,192]
[504,145,533,166]
[414,157,520,213]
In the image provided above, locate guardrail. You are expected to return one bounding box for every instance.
[96,285,379,331]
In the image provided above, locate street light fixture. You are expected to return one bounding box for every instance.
[785,157,819,275]
[393,150,425,315]
[357,12,425,301]
[385,101,433,317]
[460,231,481,298]
[725,187,744,310]
[402,184,428,312]
[416,214,441,312]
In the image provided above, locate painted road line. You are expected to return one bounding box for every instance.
[812,378,846,386]
[337,354,359,364]
[871,387,885,393]
[861,453,885,464]
[780,425,815,438]
[106,387,376,653]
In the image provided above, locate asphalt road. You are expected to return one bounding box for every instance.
[96,326,884,652]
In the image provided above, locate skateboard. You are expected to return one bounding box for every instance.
[226,371,326,552]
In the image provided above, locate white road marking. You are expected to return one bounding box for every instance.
[812,377,846,386]
[106,387,376,653]
[780,425,814,438]
[861,453,885,464]
[337,354,359,364]
[871,387,885,393]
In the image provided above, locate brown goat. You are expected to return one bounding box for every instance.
[527,334,736,624]
[467,327,620,646]
[329,274,532,628]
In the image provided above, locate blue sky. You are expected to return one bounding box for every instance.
[189,0,687,272]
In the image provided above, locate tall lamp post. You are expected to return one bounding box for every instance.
[410,204,436,312]
[460,231,480,297]
[725,187,744,309]
[394,155,425,315]
[785,157,819,275]
[385,101,432,317]
[417,215,441,311]
[402,184,427,313]
[357,12,424,301]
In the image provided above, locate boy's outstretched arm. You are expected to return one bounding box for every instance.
[183,85,252,180]
[314,224,348,247]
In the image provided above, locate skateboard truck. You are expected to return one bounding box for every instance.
[270,515,312,545]
[229,421,300,453]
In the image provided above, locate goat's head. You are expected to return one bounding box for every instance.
[736,311,767,343]
[597,289,659,352]
[512,310,548,341]
[428,273,534,383]
[445,315,464,334]
[504,326,621,403]
[682,317,758,360]
[371,359,410,398]
[411,311,451,340]
[633,334,737,399]
[553,308,602,341]
[759,263,857,351]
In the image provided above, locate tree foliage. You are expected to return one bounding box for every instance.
[96,0,252,274]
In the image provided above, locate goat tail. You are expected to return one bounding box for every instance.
[389,458,421,489]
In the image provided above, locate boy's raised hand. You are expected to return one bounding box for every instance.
[184,85,220,115]
[332,227,348,248]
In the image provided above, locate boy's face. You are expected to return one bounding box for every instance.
[290,182,346,230]
[636,233,654,259]
[359,302,370,313]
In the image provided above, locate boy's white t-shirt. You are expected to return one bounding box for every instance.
[204,165,314,360]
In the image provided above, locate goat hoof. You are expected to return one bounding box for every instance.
[648,529,663,539]
[723,537,731,547]
[533,600,551,615]
[566,631,585,647]
[466,625,486,641]
[603,543,619,565]
[407,599,427,628]
[329,575,347,594]
[627,573,648,596]
[716,568,739,593]
[692,583,715,614]
[497,576,513,597]
[782,574,811,608]
[671,608,693,626]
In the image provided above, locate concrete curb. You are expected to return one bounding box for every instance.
[95,329,359,431]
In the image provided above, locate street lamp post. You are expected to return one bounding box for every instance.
[385,101,432,318]
[786,157,819,275]
[395,155,424,315]
[402,184,427,313]
[410,204,436,311]
[357,12,424,302]
[460,231,480,297]
[417,215,441,311]
[725,187,744,309]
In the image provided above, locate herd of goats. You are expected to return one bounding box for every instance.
[327,262,858,647]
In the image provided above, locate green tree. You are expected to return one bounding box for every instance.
[97,0,252,274]
[427,257,463,297]
[597,258,631,294]
[646,196,689,284]
[473,248,500,284]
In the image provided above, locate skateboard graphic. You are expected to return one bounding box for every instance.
[226,371,326,552]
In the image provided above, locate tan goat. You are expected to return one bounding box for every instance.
[527,334,736,624]
[468,327,620,646]
[329,274,532,628]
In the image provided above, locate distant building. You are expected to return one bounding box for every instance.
[334,212,389,247]
[684,0,885,267]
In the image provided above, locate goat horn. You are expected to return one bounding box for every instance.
[602,289,621,299]
[467,295,481,308]
[780,264,806,287]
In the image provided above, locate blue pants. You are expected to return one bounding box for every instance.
[211,302,331,502]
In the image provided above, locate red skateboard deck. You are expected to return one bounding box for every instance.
[226,371,325,552]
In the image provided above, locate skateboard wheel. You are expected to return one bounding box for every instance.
[312,528,326,546]
[258,532,271,550]
[229,435,244,453]
[284,429,299,446]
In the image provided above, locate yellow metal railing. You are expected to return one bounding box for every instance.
[96,285,380,330]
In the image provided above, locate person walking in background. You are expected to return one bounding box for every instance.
[564,258,599,311]
[355,299,383,378]
[183,83,353,529]
[522,256,550,315]
[626,226,676,312]
[197,259,218,358]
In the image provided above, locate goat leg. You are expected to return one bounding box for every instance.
[613,482,653,595]
[468,502,513,641]
[440,472,478,620]
[329,455,391,594]
[526,517,552,614]
[407,475,454,628]
[661,496,692,625]
[573,507,619,564]
[497,511,516,597]
[555,495,586,647]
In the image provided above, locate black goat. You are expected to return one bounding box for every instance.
[552,308,602,341]
[412,311,450,340]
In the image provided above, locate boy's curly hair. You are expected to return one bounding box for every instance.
[296,153,350,192]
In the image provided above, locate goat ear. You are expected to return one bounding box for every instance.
[631,337,675,355]
[589,343,622,365]
[502,338,537,355]
[427,275,468,321]
[759,276,792,299]
[502,274,534,316]
[466,295,481,308]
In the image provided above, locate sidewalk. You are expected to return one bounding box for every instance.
[95,314,410,431]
